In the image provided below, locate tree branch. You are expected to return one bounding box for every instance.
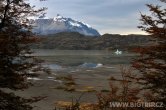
[0,0,10,31]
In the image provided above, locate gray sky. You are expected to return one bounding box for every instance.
[29,0,163,35]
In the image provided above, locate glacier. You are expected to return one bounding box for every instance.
[31,14,100,36]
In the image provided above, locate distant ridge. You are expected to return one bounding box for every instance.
[30,32,150,50]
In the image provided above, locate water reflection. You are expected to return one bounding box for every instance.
[80,62,103,68]
[34,49,137,74]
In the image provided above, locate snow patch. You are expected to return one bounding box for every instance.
[32,15,100,36]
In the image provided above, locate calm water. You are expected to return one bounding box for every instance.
[24,49,139,109]
[33,49,138,73]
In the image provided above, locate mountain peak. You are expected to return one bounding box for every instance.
[32,15,100,36]
[54,14,63,19]
[57,14,63,18]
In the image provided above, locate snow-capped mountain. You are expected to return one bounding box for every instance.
[31,14,100,36]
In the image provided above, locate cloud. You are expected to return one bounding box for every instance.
[28,0,162,34]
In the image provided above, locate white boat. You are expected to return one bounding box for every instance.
[115,49,122,55]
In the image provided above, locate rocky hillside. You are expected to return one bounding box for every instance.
[30,32,150,50]
[31,14,100,36]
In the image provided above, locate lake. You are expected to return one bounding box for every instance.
[31,49,138,90]
[18,49,138,110]
[33,49,137,69]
